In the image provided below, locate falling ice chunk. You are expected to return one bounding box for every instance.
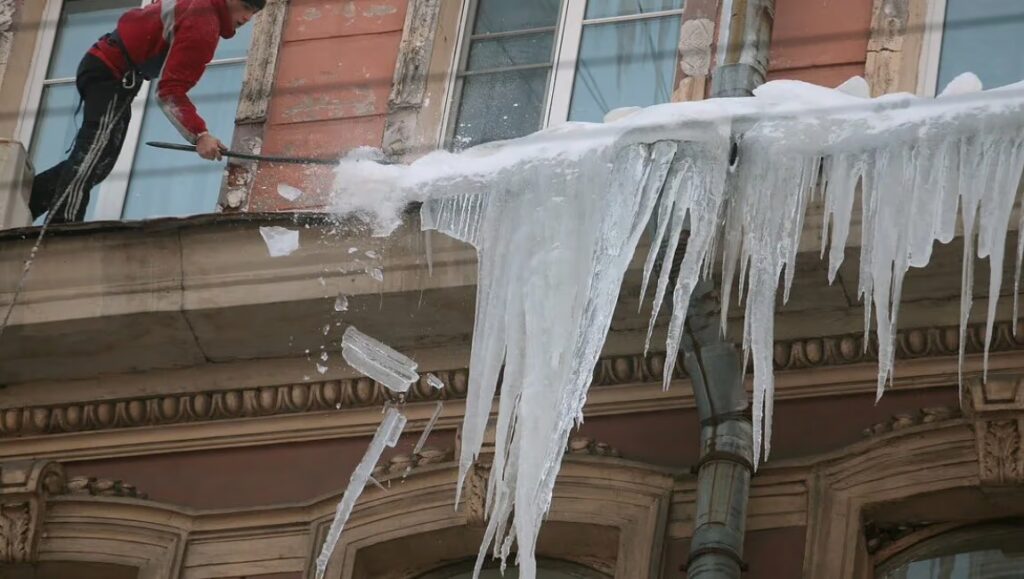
[315,407,406,579]
[334,293,349,312]
[276,183,303,201]
[367,267,384,282]
[341,326,419,393]
[413,401,444,455]
[259,226,299,257]
[425,373,444,390]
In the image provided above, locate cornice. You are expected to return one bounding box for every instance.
[2,320,1024,461]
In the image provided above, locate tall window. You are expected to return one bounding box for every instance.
[877,524,1024,578]
[920,0,1024,95]
[447,0,685,150]
[24,0,252,221]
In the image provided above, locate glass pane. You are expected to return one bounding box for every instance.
[28,83,104,221]
[467,33,555,70]
[938,0,1024,91]
[452,68,549,150]
[585,0,685,20]
[122,64,244,220]
[879,526,1024,579]
[473,0,562,34]
[214,17,254,61]
[568,15,681,122]
[48,0,138,80]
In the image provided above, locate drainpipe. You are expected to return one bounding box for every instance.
[684,0,775,577]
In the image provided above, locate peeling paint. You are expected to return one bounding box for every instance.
[281,87,379,122]
[363,4,398,17]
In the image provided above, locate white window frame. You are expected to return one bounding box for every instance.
[441,0,686,147]
[917,0,948,96]
[16,0,247,221]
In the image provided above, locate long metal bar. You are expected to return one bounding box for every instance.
[145,141,341,165]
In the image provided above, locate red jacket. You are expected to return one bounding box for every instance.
[89,0,236,143]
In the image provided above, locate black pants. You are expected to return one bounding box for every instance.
[30,53,140,223]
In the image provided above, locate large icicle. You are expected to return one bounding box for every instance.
[314,407,406,578]
[341,326,420,394]
[327,76,1024,578]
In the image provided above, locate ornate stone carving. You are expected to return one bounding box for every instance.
[863,520,932,555]
[4,321,1024,438]
[862,406,961,437]
[964,375,1024,486]
[63,476,147,500]
[0,461,65,564]
[977,420,1022,485]
[462,463,488,528]
[0,501,30,563]
[0,0,16,91]
[371,446,454,480]
[679,18,714,77]
[567,436,621,458]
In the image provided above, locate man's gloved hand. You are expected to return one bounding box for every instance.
[196,133,226,161]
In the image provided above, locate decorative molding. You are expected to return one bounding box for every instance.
[63,476,147,500]
[5,321,1024,439]
[862,406,961,437]
[672,18,714,102]
[567,436,622,458]
[0,460,64,564]
[864,0,928,96]
[978,420,1021,485]
[382,0,443,157]
[863,520,933,555]
[371,445,453,479]
[236,0,287,124]
[0,501,30,563]
[965,374,1024,486]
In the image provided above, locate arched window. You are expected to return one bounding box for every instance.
[417,557,611,578]
[877,522,1024,578]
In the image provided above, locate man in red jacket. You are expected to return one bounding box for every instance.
[30,0,263,223]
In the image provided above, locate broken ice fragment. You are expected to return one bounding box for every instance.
[316,364,328,375]
[259,226,299,257]
[334,294,349,312]
[341,326,419,393]
[365,250,379,259]
[425,373,444,390]
[315,407,406,579]
[348,247,358,254]
[368,475,387,492]
[367,267,384,282]
[276,183,303,201]
[321,352,329,361]
[413,401,444,455]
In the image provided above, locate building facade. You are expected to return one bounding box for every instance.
[1,0,1023,577]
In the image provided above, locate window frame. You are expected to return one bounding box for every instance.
[916,0,947,96]
[441,0,687,149]
[16,0,250,221]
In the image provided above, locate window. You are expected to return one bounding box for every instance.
[446,0,685,150]
[417,558,610,578]
[21,0,252,221]
[918,0,1024,95]
[877,523,1024,579]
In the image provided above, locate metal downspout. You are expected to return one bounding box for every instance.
[684,0,775,576]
